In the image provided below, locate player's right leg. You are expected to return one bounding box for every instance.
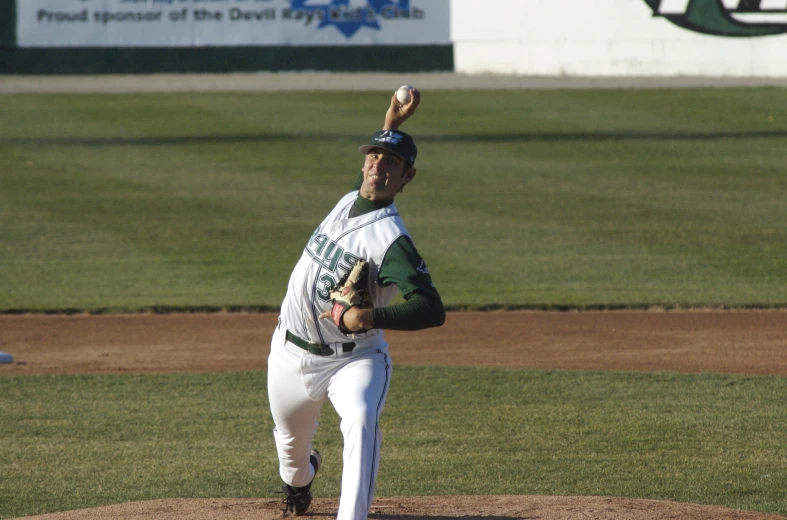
[267,325,323,492]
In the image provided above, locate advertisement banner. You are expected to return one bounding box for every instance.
[643,0,787,37]
[17,0,450,48]
[451,0,787,76]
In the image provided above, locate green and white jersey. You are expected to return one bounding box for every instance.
[280,191,409,345]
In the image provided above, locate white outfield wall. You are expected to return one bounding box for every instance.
[450,0,787,77]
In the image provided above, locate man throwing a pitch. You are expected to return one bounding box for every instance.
[267,87,445,519]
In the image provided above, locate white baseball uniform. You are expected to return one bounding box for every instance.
[268,190,410,520]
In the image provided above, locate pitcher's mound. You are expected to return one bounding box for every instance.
[18,496,785,520]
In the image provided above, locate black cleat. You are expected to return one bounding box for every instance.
[281,449,321,516]
[280,484,312,516]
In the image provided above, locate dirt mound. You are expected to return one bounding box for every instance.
[15,496,786,520]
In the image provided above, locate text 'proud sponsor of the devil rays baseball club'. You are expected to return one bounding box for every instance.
[645,0,787,36]
[287,0,425,38]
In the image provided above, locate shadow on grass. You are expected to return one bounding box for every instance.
[5,130,787,147]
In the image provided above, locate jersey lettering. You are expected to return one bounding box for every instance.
[308,237,365,301]
[308,233,346,272]
[307,233,366,276]
[323,242,344,272]
[343,252,362,270]
[309,232,329,255]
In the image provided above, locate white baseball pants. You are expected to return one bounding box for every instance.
[267,324,392,520]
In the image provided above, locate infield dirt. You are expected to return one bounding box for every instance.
[2,310,786,377]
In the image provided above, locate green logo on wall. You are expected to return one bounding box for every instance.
[644,0,787,36]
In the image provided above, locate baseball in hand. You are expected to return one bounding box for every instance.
[396,85,414,104]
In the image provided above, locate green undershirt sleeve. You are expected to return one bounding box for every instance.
[372,291,445,331]
[371,235,445,331]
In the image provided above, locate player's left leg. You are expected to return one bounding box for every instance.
[328,348,392,520]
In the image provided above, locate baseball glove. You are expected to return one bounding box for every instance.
[327,260,370,335]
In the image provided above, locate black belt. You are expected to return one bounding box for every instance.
[286,330,355,356]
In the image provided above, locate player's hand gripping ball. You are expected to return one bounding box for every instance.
[396,85,414,104]
[323,260,371,335]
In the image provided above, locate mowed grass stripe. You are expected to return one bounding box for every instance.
[1,89,785,310]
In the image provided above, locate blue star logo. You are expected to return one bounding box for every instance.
[290,0,411,38]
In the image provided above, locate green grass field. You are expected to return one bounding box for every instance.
[1,369,786,518]
[1,89,786,518]
[1,89,785,311]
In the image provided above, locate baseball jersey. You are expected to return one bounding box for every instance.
[280,191,415,345]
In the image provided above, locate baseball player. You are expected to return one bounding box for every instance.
[267,87,445,519]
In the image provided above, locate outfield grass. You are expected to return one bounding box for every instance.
[1,89,785,311]
[1,368,785,518]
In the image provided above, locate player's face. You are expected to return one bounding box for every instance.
[360,148,416,201]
